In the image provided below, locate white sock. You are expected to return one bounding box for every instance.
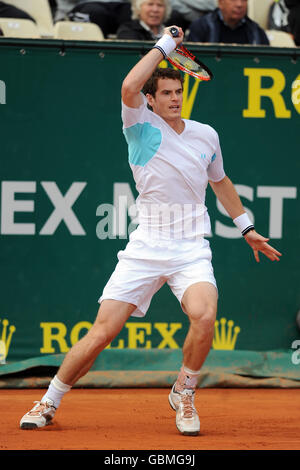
[41,375,72,409]
[183,365,202,376]
[175,365,201,391]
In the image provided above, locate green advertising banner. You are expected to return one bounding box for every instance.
[0,39,299,386]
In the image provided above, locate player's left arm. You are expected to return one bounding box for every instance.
[209,176,282,263]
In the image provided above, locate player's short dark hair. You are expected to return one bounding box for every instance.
[142,67,184,97]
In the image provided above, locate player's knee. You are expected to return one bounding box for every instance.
[86,322,115,352]
[186,302,216,328]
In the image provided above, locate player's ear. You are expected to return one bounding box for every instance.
[146,93,155,107]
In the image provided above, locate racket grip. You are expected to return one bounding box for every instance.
[170,27,179,38]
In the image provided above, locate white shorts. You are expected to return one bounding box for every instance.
[98,227,217,317]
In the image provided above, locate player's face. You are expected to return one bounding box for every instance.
[219,0,247,24]
[147,78,183,121]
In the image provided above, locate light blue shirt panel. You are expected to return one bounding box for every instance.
[123,121,162,167]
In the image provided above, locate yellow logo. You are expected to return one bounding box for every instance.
[212,317,240,350]
[0,319,16,364]
[243,68,300,119]
[40,321,182,352]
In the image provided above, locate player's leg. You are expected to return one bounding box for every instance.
[56,299,136,386]
[181,281,217,372]
[20,299,135,429]
[169,281,217,435]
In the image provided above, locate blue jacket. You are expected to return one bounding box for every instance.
[187,8,270,45]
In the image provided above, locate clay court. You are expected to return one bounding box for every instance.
[1,388,300,450]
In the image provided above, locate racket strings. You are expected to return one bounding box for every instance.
[167,47,213,81]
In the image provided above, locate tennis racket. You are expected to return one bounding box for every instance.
[167,27,213,81]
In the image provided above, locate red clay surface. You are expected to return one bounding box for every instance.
[1,388,300,450]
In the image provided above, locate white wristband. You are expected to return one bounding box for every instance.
[153,34,177,58]
[233,212,254,236]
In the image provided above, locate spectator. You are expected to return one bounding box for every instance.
[55,1,132,38]
[187,0,270,45]
[55,0,77,21]
[117,0,171,40]
[0,1,35,22]
[268,0,290,32]
[165,0,217,32]
[49,0,58,19]
[285,0,300,45]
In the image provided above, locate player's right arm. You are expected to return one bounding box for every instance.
[121,27,184,109]
[210,176,282,263]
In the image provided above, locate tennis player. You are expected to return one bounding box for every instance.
[20,26,282,436]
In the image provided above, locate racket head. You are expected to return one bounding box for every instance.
[167,46,213,81]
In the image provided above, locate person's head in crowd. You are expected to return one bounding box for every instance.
[218,0,248,28]
[132,0,171,34]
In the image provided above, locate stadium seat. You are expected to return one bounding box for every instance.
[247,0,274,29]
[53,21,104,41]
[266,29,296,47]
[0,18,40,38]
[3,0,54,37]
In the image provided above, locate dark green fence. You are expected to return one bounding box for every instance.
[0,39,299,385]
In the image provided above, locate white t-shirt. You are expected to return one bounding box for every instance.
[122,93,226,240]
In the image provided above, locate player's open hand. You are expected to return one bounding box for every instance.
[164,26,184,47]
[244,230,282,263]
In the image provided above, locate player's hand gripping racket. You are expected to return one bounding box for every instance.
[167,27,213,81]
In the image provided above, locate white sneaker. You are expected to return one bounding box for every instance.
[20,400,56,429]
[168,384,200,436]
